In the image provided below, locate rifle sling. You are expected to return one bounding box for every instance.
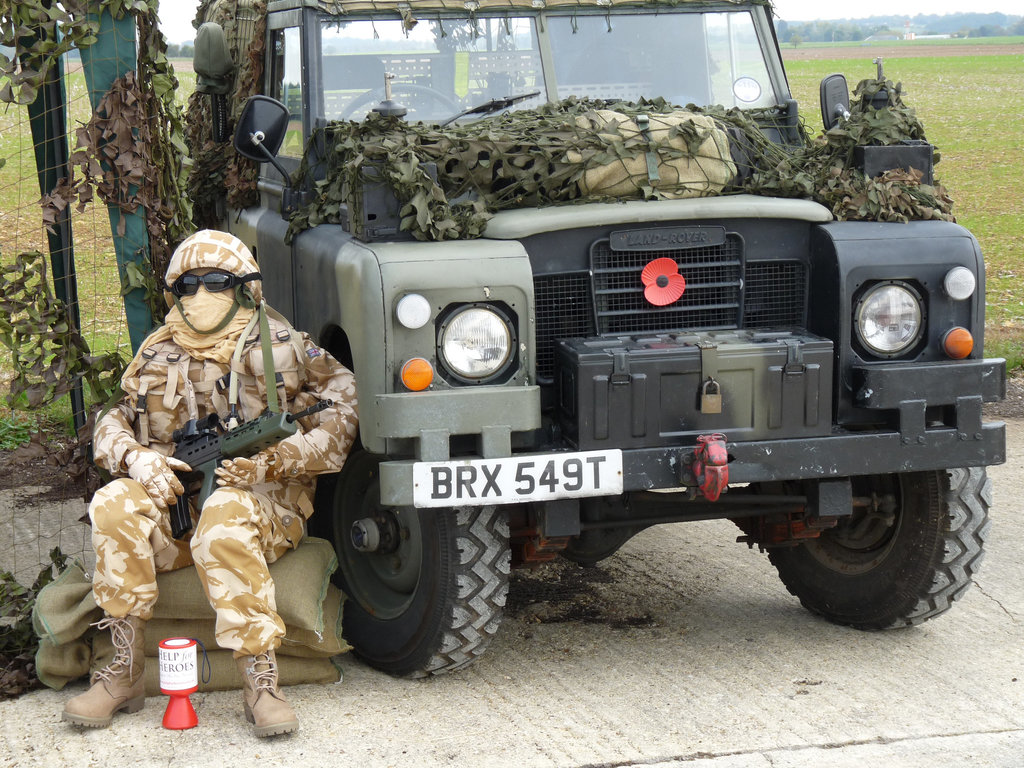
[227,310,263,425]
[259,303,280,414]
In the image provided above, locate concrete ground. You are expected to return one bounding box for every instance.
[1,421,1021,768]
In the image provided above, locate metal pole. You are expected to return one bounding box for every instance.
[26,12,86,432]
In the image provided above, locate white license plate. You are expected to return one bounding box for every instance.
[412,450,623,508]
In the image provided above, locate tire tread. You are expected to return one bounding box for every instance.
[892,467,990,627]
[418,507,510,676]
[770,468,990,630]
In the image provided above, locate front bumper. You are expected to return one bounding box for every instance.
[379,419,1004,506]
[378,357,1006,507]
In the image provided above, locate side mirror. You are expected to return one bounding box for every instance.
[234,96,308,216]
[234,95,290,163]
[819,73,850,131]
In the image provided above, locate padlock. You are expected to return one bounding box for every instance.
[701,377,722,414]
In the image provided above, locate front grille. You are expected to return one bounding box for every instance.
[744,261,807,327]
[532,234,807,382]
[591,235,744,334]
[533,272,595,381]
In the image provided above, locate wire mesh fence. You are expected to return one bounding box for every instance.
[0,47,197,585]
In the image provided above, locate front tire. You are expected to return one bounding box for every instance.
[314,452,510,676]
[768,468,991,630]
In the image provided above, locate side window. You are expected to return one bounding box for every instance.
[271,27,304,158]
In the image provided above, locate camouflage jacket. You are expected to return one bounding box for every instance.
[93,314,358,521]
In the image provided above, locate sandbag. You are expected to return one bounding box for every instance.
[151,536,338,630]
[86,638,342,695]
[142,582,349,659]
[33,537,347,691]
[140,650,341,695]
[31,559,97,648]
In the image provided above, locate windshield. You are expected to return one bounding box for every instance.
[320,10,778,123]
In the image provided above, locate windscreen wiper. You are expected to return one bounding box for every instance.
[439,91,541,127]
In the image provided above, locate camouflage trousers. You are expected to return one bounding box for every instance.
[89,479,305,656]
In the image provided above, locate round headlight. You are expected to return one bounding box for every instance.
[943,267,976,301]
[856,283,923,356]
[440,307,512,379]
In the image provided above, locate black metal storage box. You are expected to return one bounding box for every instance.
[854,141,934,185]
[556,330,834,450]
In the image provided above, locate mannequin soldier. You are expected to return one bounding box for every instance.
[62,230,358,737]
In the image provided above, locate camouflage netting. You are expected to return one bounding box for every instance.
[2,0,191,409]
[185,0,269,227]
[290,76,954,242]
[749,77,954,223]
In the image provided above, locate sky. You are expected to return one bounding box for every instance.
[158,1,1023,42]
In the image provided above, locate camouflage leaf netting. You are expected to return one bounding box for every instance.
[0,548,69,698]
[0,0,98,106]
[1,0,192,411]
[747,77,954,223]
[185,0,268,227]
[0,251,124,409]
[44,67,189,323]
[290,76,953,242]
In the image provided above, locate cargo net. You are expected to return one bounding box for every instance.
[291,78,954,242]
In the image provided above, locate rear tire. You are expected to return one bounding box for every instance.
[315,452,510,676]
[768,468,991,629]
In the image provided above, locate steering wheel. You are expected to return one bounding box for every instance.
[339,84,460,122]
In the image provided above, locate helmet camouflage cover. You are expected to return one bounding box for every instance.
[164,229,262,304]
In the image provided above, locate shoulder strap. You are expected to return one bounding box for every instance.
[226,310,263,426]
[259,303,279,414]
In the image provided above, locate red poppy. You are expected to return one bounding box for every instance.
[641,257,686,306]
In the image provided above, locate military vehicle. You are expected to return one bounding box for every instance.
[192,0,1005,677]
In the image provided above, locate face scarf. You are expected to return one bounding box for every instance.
[163,286,256,363]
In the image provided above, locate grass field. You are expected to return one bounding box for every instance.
[1,46,1021,433]
[784,52,1024,366]
[779,35,1024,51]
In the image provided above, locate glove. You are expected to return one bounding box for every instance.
[125,447,191,510]
[215,448,287,488]
[215,429,311,488]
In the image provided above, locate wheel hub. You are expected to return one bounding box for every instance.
[342,500,423,618]
[806,484,901,574]
[351,511,401,554]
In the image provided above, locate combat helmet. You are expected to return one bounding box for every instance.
[164,229,263,307]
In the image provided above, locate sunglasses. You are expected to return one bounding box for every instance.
[169,271,261,297]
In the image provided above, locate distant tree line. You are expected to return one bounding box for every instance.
[166,42,195,58]
[776,12,1024,44]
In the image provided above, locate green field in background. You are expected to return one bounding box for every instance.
[785,53,1024,365]
[778,35,1024,50]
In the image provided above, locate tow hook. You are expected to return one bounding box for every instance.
[692,433,729,501]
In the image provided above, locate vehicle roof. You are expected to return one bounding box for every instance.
[268,0,769,16]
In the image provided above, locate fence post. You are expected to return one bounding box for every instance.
[78,7,154,355]
[25,11,86,431]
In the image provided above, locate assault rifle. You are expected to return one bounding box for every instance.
[169,399,333,539]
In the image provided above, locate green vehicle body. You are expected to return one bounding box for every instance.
[206,0,1006,676]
